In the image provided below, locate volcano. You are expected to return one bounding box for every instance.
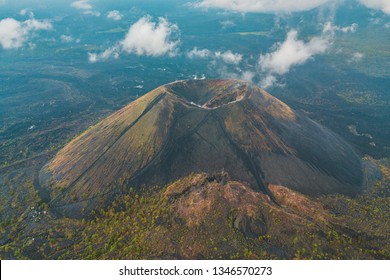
[39,79,363,217]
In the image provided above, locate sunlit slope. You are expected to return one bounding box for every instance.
[40,79,363,217]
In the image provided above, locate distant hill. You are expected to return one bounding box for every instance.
[39,79,363,217]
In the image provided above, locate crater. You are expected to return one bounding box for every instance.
[165,79,249,109]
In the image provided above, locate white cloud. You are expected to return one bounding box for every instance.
[258,29,330,88]
[340,24,358,33]
[0,17,52,49]
[61,35,73,42]
[60,35,80,43]
[255,20,364,88]
[239,70,256,83]
[349,52,364,63]
[187,47,242,64]
[369,17,382,25]
[71,0,100,17]
[260,75,277,88]
[259,30,329,75]
[194,0,331,13]
[220,20,235,29]
[195,1,390,16]
[212,65,256,83]
[120,16,179,57]
[359,0,390,15]
[71,0,92,10]
[215,50,242,64]
[323,22,358,33]
[88,16,179,62]
[107,10,123,21]
[88,46,120,63]
[187,47,212,58]
[19,9,34,17]
[24,18,52,31]
[83,10,101,17]
[19,9,28,16]
[88,53,98,63]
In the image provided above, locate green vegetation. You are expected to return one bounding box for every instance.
[337,91,388,106]
[328,27,390,78]
[1,161,389,259]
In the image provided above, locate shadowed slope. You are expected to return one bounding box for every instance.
[40,79,363,217]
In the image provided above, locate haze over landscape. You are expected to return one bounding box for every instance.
[0,0,389,259]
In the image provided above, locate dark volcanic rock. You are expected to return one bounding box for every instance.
[40,79,363,217]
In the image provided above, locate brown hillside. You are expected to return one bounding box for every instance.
[39,79,363,217]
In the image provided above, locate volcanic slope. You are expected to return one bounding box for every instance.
[40,79,363,217]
